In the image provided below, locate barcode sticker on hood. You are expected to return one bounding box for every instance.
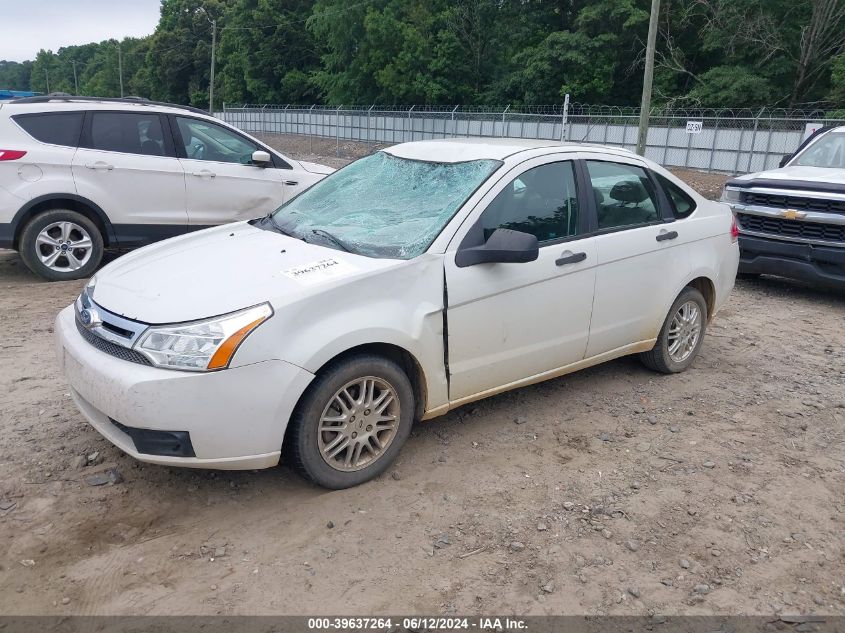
[282,258,358,286]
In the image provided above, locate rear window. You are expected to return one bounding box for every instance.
[12,112,84,147]
[656,173,697,219]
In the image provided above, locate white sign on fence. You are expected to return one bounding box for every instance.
[685,121,703,134]
[803,122,825,141]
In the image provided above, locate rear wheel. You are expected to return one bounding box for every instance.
[19,209,103,281]
[640,287,708,374]
[287,354,414,489]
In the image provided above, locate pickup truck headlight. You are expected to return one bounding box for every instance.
[135,303,273,371]
[720,187,741,203]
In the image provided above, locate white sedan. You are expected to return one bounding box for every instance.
[55,139,739,489]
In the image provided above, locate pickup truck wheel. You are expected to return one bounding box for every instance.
[288,355,414,489]
[640,287,708,374]
[19,210,103,282]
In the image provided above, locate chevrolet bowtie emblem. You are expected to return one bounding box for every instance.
[782,209,806,220]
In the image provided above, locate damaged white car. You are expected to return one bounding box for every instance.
[55,139,738,488]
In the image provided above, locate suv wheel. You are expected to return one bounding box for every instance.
[288,354,414,489]
[19,210,104,281]
[640,286,708,374]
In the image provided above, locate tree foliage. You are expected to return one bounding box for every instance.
[4,0,845,109]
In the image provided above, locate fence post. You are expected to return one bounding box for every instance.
[683,119,693,168]
[561,94,570,141]
[367,104,374,146]
[309,104,315,154]
[336,105,341,157]
[732,122,745,174]
[745,108,764,173]
[407,105,414,142]
[451,105,459,137]
[261,104,267,135]
[502,105,510,137]
[762,123,775,171]
[707,118,721,172]
[282,104,289,135]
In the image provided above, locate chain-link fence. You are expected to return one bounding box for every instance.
[216,102,845,174]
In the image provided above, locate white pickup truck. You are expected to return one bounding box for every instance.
[722,125,845,289]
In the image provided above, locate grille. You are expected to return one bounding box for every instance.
[736,213,845,244]
[76,318,152,366]
[740,191,845,215]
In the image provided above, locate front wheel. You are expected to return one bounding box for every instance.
[19,209,104,281]
[287,354,415,489]
[640,287,708,374]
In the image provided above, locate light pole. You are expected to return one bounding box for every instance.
[117,42,124,97]
[209,19,216,113]
[71,60,79,94]
[636,0,660,156]
[44,69,50,94]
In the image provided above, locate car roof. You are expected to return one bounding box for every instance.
[1,96,209,117]
[383,138,638,163]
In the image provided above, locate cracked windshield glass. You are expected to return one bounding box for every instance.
[271,152,501,258]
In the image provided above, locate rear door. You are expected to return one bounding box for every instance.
[583,157,692,357]
[171,115,305,228]
[72,110,187,247]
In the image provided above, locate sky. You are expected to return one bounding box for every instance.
[0,0,162,62]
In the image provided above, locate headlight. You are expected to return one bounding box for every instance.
[720,187,741,203]
[135,303,273,372]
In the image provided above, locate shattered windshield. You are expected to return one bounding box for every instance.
[270,151,501,259]
[794,132,845,168]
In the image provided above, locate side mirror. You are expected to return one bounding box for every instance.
[455,228,539,268]
[778,154,792,168]
[251,150,272,167]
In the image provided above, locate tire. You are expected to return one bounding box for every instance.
[639,286,708,374]
[287,354,415,489]
[19,209,104,282]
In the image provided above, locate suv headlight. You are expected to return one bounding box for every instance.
[720,187,741,204]
[135,303,273,372]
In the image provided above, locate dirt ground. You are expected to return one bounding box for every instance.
[0,142,843,617]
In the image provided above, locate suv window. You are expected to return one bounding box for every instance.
[480,161,579,244]
[89,112,167,155]
[175,116,259,164]
[586,161,660,230]
[13,112,84,147]
[656,173,696,218]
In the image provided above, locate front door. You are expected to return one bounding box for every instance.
[444,158,597,402]
[172,115,292,227]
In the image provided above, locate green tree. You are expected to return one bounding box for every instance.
[0,60,33,91]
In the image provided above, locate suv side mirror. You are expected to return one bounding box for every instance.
[455,228,539,268]
[251,150,272,167]
[778,154,792,168]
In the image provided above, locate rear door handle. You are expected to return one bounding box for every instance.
[555,251,587,266]
[192,170,216,179]
[656,230,678,242]
[283,180,298,186]
[85,161,113,171]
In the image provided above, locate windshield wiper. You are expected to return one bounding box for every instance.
[265,213,302,240]
[311,228,354,253]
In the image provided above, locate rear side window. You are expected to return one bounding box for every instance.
[13,112,84,147]
[88,112,167,155]
[656,174,697,219]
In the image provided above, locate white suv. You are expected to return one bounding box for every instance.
[0,96,332,281]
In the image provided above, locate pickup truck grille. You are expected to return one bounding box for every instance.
[740,191,845,215]
[736,213,845,244]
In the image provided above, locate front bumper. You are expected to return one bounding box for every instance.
[738,234,845,290]
[55,305,315,469]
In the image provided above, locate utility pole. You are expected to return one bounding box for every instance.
[117,42,124,97]
[636,0,660,156]
[71,60,79,94]
[208,19,216,114]
[44,69,50,94]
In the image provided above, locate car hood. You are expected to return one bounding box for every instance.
[730,165,845,185]
[91,222,397,324]
[299,160,335,175]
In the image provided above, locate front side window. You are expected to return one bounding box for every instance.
[656,173,696,219]
[270,151,501,259]
[175,117,259,164]
[586,161,661,230]
[13,112,84,147]
[479,161,579,243]
[89,112,166,155]
[793,132,845,168]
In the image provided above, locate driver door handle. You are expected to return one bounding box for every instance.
[192,170,216,179]
[284,180,298,186]
[656,230,678,242]
[555,251,587,266]
[85,161,113,171]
